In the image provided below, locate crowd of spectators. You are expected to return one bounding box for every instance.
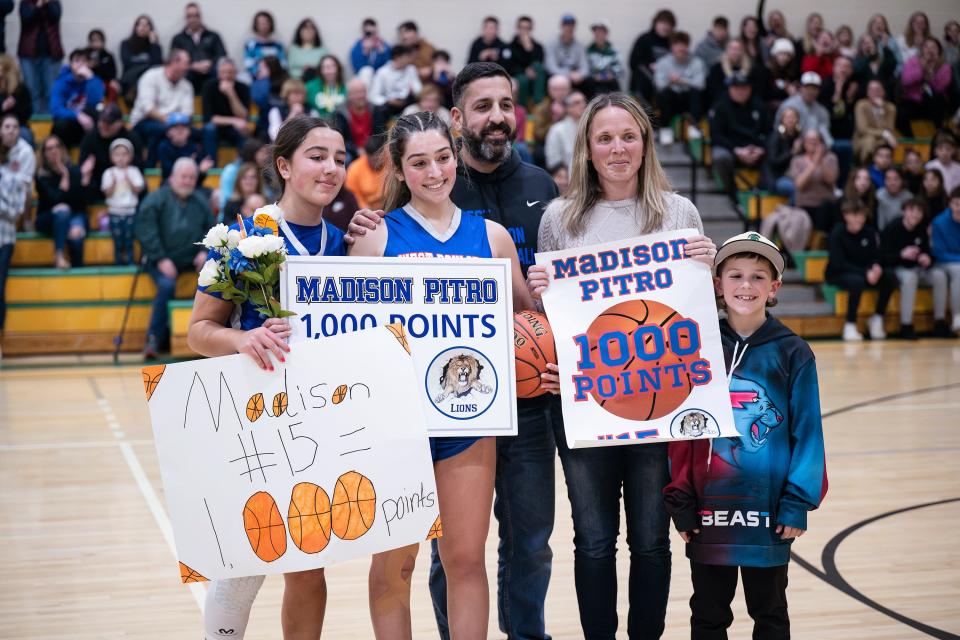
[0,3,958,350]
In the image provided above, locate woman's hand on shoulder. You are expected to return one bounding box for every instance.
[234,321,291,371]
[344,208,385,246]
[683,234,717,268]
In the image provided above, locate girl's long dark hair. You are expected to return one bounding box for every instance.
[381,111,456,213]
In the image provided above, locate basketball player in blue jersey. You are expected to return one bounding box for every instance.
[349,63,560,640]
[350,111,534,639]
[187,116,351,640]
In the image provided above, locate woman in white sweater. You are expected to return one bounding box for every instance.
[527,91,716,639]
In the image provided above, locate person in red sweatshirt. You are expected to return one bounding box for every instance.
[664,231,828,640]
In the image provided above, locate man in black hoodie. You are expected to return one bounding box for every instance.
[709,72,770,199]
[348,62,558,640]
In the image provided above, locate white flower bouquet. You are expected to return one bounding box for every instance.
[196,214,295,319]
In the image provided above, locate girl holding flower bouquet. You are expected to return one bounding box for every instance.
[188,115,350,639]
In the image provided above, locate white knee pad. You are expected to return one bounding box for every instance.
[204,575,266,639]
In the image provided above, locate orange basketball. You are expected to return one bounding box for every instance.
[514,311,557,398]
[386,323,411,354]
[426,515,443,540]
[332,384,348,405]
[141,365,165,401]
[178,561,208,583]
[243,491,287,562]
[331,471,376,540]
[246,393,265,422]
[580,299,700,421]
[288,482,332,554]
[272,392,288,416]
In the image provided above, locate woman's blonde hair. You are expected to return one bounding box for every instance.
[280,78,306,102]
[0,54,20,94]
[560,92,672,236]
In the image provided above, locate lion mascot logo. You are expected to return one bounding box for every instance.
[711,376,784,468]
[434,354,493,403]
[678,411,709,437]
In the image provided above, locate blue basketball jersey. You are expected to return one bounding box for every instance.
[383,205,492,259]
[198,216,345,330]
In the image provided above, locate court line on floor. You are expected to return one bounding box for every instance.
[87,377,206,612]
[792,498,960,640]
[793,381,960,639]
[0,439,154,451]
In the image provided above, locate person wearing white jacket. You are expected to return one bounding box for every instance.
[368,44,422,118]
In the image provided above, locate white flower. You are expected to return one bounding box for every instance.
[238,235,267,258]
[197,259,221,286]
[262,234,286,254]
[226,229,242,250]
[200,223,230,249]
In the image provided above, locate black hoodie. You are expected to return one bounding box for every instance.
[450,147,558,275]
[664,315,827,567]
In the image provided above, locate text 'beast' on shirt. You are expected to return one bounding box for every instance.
[450,147,558,276]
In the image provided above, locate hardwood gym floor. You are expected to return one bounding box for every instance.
[1,340,958,639]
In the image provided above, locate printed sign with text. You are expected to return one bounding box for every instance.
[536,228,737,448]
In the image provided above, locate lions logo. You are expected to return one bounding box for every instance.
[426,346,498,419]
[669,409,719,438]
[435,354,492,402]
[680,411,708,436]
[712,376,784,467]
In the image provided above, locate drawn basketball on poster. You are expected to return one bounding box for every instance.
[425,346,498,420]
[243,491,287,562]
[577,299,702,421]
[426,515,443,540]
[272,392,288,416]
[288,482,332,553]
[331,471,377,540]
[142,364,165,401]
[386,322,411,354]
[246,393,265,422]
[179,561,208,583]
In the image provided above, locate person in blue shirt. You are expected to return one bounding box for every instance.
[188,115,346,639]
[50,48,104,147]
[931,186,960,335]
[350,111,534,639]
[350,18,392,77]
[242,11,286,80]
[664,232,828,640]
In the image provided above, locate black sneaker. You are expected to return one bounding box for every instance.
[933,320,952,338]
[899,324,917,340]
[142,335,159,360]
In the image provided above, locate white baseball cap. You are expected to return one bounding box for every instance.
[800,71,822,87]
[714,231,785,279]
[770,38,795,57]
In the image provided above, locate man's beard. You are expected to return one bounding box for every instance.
[461,122,514,163]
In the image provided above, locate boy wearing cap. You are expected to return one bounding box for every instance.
[158,112,212,182]
[101,138,144,265]
[664,231,827,639]
[586,21,623,96]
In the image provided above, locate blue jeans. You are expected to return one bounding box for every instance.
[0,242,13,331]
[556,425,672,640]
[832,139,854,191]
[20,56,60,114]
[147,265,178,342]
[201,123,244,164]
[109,214,136,265]
[429,395,559,639]
[774,176,796,206]
[36,210,86,266]
[134,119,168,168]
